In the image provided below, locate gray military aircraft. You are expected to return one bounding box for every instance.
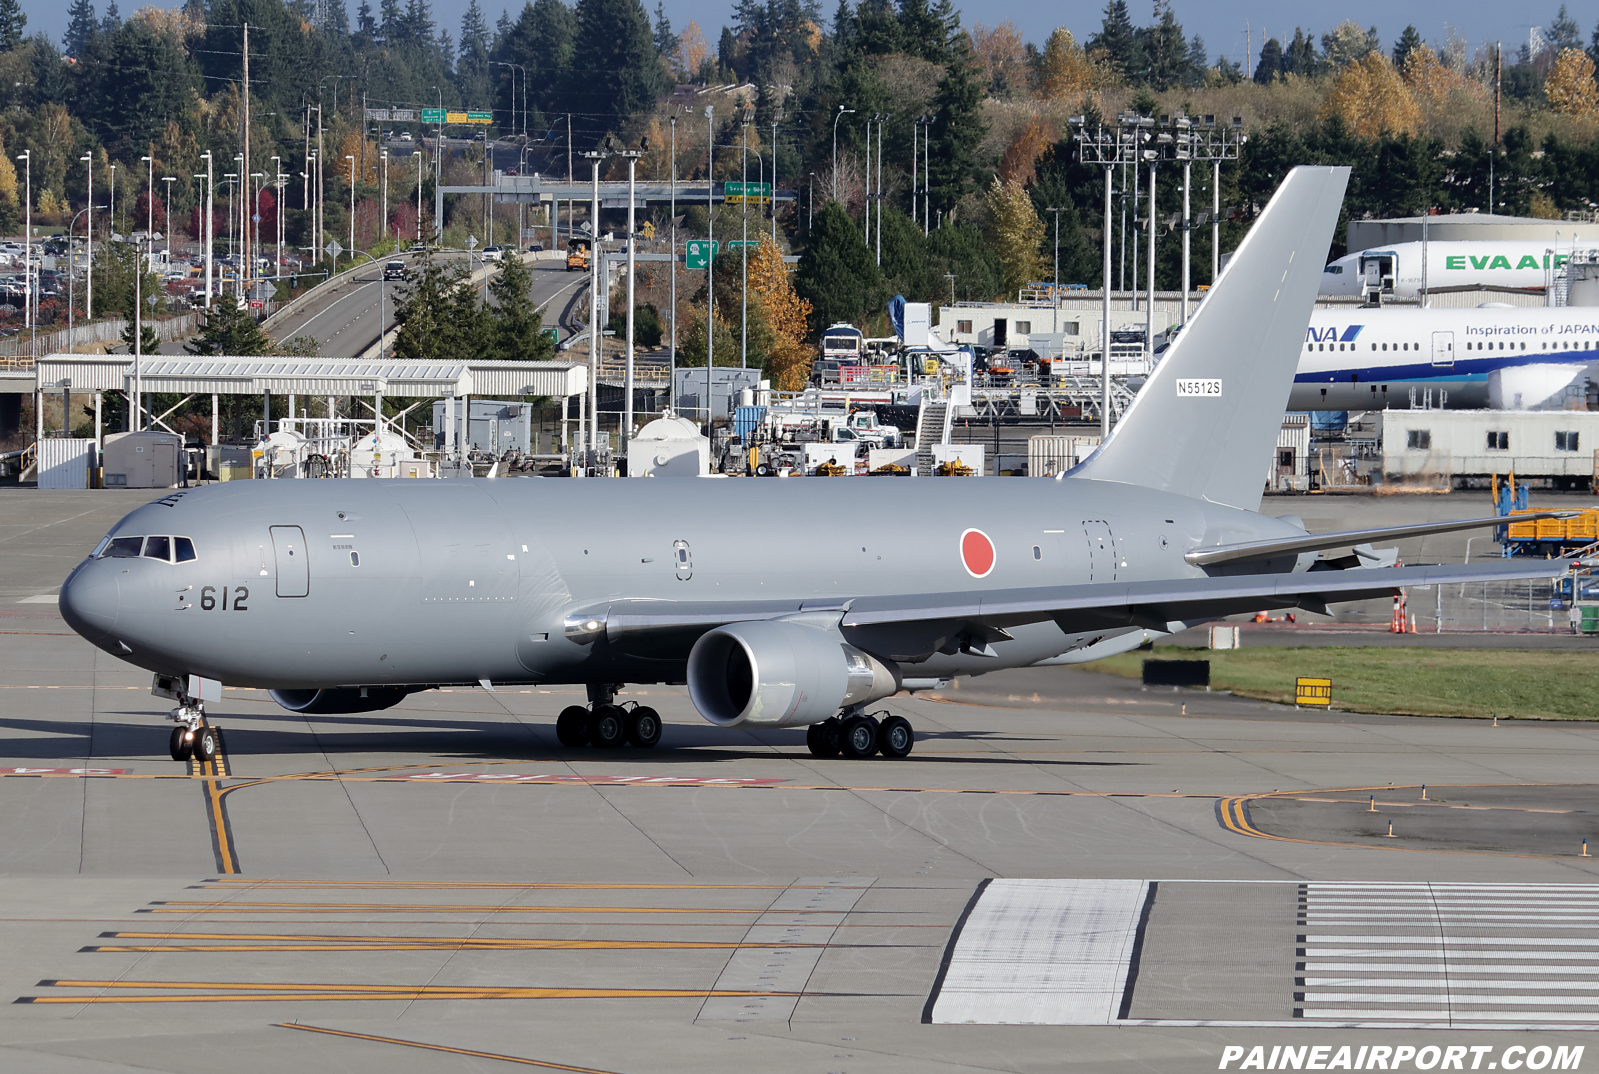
[59,166,1567,764]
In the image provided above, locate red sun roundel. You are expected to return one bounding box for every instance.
[960,528,996,578]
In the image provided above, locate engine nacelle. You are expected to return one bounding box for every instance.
[1487,363,1587,410]
[269,687,411,714]
[686,619,900,728]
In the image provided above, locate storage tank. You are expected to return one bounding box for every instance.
[627,413,710,477]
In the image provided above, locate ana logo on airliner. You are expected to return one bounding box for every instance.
[1306,325,1364,343]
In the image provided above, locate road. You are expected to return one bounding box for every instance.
[265,252,586,358]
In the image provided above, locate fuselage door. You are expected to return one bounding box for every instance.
[270,525,309,597]
[1431,330,1454,368]
[1083,520,1116,583]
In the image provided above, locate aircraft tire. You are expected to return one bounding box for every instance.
[587,705,627,748]
[555,706,589,747]
[839,714,879,759]
[625,706,662,748]
[806,719,841,758]
[878,716,914,758]
[169,726,193,762]
[194,727,219,765]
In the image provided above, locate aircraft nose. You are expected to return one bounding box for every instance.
[60,562,119,642]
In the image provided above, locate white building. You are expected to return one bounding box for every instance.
[1381,409,1599,487]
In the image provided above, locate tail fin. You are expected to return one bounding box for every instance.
[1071,165,1349,512]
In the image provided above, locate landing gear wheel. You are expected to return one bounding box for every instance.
[169,726,193,762]
[839,714,880,759]
[806,719,841,758]
[586,704,627,748]
[194,726,219,765]
[878,715,914,758]
[625,706,662,748]
[555,705,589,747]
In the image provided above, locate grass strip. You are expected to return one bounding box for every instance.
[1083,646,1599,720]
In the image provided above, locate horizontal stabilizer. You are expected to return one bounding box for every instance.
[1185,511,1577,567]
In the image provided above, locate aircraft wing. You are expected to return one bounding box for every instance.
[1185,512,1577,566]
[585,559,1568,663]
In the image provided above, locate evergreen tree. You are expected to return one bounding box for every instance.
[100,0,120,35]
[717,26,739,77]
[1185,35,1208,85]
[1548,4,1581,52]
[64,0,96,56]
[1087,0,1140,83]
[1140,0,1188,90]
[653,0,673,55]
[497,0,575,122]
[1254,37,1282,84]
[186,303,277,356]
[486,255,555,359]
[324,0,349,34]
[460,0,490,60]
[380,0,401,38]
[852,0,900,55]
[829,0,853,54]
[355,0,376,38]
[0,0,26,51]
[121,318,161,356]
[794,200,881,333]
[925,223,1001,302]
[569,0,665,140]
[1282,28,1317,77]
[1393,25,1423,70]
[896,0,951,64]
[924,47,982,213]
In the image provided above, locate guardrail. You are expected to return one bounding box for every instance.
[0,313,202,358]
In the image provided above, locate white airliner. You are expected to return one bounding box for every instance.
[1288,306,1599,410]
[1320,241,1596,300]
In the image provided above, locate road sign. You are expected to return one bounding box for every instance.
[726,240,759,249]
[467,111,493,123]
[251,213,261,223]
[723,181,771,204]
[421,109,445,123]
[249,300,264,309]
[324,240,343,259]
[684,239,718,269]
[640,221,656,240]
[465,235,479,250]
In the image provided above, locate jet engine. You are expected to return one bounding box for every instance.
[268,687,411,714]
[1487,364,1588,410]
[686,619,899,727]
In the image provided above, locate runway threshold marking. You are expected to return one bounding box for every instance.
[17,979,887,1004]
[276,1023,627,1074]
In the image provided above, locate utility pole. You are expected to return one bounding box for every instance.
[620,146,642,448]
[922,116,930,235]
[876,114,890,267]
[1491,42,1500,213]
[82,154,93,320]
[1044,207,1065,292]
[346,154,356,262]
[581,147,610,470]
[14,151,26,338]
[862,115,876,248]
[669,114,676,412]
[242,23,251,299]
[771,114,779,246]
[705,105,715,426]
[832,106,853,201]
[741,120,749,369]
[201,151,213,307]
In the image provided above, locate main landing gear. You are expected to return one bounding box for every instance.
[806,709,915,759]
[555,686,662,750]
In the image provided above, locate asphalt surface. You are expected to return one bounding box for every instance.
[264,254,584,358]
[1,488,1596,1071]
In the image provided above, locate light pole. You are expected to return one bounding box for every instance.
[832,106,854,202]
[66,205,104,353]
[922,114,931,235]
[875,112,890,266]
[80,154,93,319]
[619,146,643,447]
[770,113,779,245]
[380,150,388,245]
[161,176,176,266]
[741,119,749,369]
[862,114,877,247]
[271,154,281,274]
[14,151,27,334]
[669,114,676,411]
[705,105,715,415]
[233,153,244,296]
[107,162,116,236]
[345,154,356,263]
[580,146,611,468]
[1044,207,1065,293]
[200,151,213,306]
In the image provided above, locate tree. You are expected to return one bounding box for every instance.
[64,0,96,56]
[1140,0,1189,91]
[794,200,881,335]
[986,176,1043,298]
[1546,48,1599,117]
[652,0,672,56]
[925,48,983,213]
[1281,28,1317,78]
[0,0,25,50]
[1253,38,1282,84]
[1321,53,1420,139]
[486,254,556,359]
[568,0,664,142]
[120,318,160,355]
[970,20,1026,97]
[186,303,277,356]
[392,255,490,362]
[1321,21,1379,69]
[1035,28,1093,101]
[746,233,812,389]
[1086,0,1140,82]
[1547,4,1581,53]
[1392,25,1423,70]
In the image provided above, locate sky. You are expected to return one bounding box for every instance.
[20,0,1575,72]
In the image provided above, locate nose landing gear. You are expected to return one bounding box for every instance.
[166,703,220,766]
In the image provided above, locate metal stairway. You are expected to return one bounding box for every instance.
[914,400,950,476]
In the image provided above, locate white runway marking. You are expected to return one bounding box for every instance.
[1296,882,1599,1028]
[927,878,1151,1025]
[16,594,58,603]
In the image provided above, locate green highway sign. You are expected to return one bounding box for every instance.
[421,109,445,123]
[467,111,493,123]
[725,240,759,249]
[684,239,718,270]
[723,181,771,203]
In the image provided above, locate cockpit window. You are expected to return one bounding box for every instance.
[175,537,196,562]
[105,537,144,558]
[144,536,171,561]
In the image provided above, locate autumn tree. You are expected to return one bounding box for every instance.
[969,20,1025,97]
[1035,28,1094,101]
[1546,49,1599,118]
[985,176,1044,299]
[1320,53,1420,139]
[746,234,813,390]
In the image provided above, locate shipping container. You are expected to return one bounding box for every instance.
[36,438,94,489]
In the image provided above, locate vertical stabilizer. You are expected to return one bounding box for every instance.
[1072,166,1349,512]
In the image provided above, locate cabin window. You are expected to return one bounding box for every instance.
[956,320,972,334]
[1407,430,1431,450]
[1371,343,1377,350]
[350,551,361,566]
[1032,545,1041,560]
[1487,431,1509,450]
[1557,431,1581,452]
